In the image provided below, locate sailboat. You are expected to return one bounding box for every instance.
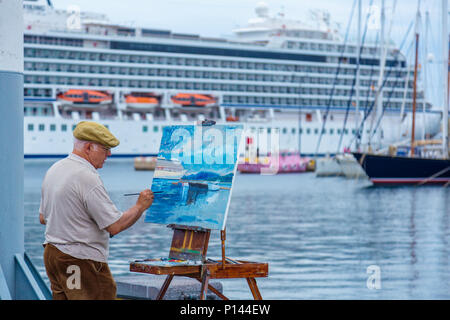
[353,0,450,185]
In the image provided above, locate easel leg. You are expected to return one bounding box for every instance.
[199,268,210,300]
[195,278,229,300]
[246,277,263,300]
[208,283,229,300]
[156,274,174,300]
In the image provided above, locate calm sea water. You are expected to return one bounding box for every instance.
[24,158,450,299]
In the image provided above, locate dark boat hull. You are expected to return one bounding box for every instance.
[352,152,450,185]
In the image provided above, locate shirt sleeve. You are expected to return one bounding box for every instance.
[84,184,123,230]
[39,189,46,219]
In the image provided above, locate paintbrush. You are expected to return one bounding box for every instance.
[123,191,163,196]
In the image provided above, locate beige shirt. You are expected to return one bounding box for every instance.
[40,153,122,262]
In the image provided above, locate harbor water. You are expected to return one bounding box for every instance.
[25,158,450,299]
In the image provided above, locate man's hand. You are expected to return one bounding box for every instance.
[106,189,154,237]
[39,213,46,225]
[136,189,154,212]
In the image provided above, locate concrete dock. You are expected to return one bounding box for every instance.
[116,274,223,300]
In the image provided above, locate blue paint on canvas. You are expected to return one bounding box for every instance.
[145,124,243,230]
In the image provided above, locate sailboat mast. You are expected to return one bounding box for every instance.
[422,10,428,141]
[411,33,419,156]
[375,0,386,150]
[355,0,361,150]
[442,0,449,158]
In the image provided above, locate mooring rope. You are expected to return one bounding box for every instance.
[416,165,450,186]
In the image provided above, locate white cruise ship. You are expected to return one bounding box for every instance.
[22,0,441,158]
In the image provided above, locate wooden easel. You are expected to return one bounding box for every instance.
[130,224,268,300]
[131,121,268,299]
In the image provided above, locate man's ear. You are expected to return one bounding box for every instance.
[84,142,93,153]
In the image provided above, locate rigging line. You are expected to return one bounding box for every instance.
[366,0,399,146]
[424,8,438,106]
[369,38,415,141]
[361,32,380,122]
[399,40,416,122]
[349,49,411,147]
[337,0,390,153]
[360,19,415,127]
[336,31,380,153]
[421,9,430,141]
[351,31,380,149]
[298,85,301,153]
[313,0,366,156]
[365,31,383,137]
[369,14,418,141]
[416,166,450,186]
[362,12,414,124]
[313,0,358,156]
[346,18,415,149]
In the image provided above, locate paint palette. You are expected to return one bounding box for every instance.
[133,258,202,267]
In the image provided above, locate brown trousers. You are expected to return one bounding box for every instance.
[43,243,117,300]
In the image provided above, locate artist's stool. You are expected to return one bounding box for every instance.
[130,224,268,300]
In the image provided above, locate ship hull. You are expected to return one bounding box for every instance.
[23,111,442,159]
[352,152,450,185]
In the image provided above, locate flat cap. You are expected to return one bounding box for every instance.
[73,121,120,148]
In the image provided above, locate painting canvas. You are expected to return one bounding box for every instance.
[145,124,243,230]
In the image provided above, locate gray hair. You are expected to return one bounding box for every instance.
[73,138,104,151]
[73,138,90,151]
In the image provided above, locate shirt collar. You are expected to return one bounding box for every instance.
[68,153,97,173]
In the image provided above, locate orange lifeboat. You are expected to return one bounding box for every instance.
[171,93,217,107]
[125,92,160,108]
[57,89,112,104]
[226,115,239,122]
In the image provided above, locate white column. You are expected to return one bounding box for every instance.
[0,0,24,299]
[442,0,449,157]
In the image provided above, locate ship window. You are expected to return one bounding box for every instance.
[61,124,67,132]
[39,124,45,131]
[27,124,34,131]
[50,124,56,131]
[329,129,334,135]
[306,128,311,134]
[111,42,328,63]
[143,125,148,132]
[153,126,158,132]
[314,128,319,134]
[72,125,77,131]
[282,128,287,134]
[291,128,296,134]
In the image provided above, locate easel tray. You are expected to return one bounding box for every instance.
[130,258,268,279]
[130,258,202,276]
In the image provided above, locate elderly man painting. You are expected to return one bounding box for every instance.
[39,121,154,300]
